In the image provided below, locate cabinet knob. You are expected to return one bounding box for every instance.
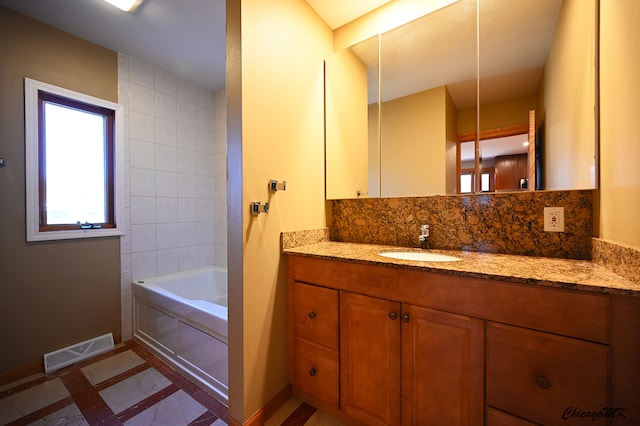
[401,314,410,323]
[308,311,316,319]
[536,375,551,389]
[389,312,398,320]
[309,367,317,377]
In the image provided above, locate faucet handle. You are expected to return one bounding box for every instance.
[420,224,429,234]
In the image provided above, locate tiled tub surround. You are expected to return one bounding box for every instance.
[329,190,593,259]
[118,54,227,341]
[283,241,640,296]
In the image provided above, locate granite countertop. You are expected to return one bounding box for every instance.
[284,241,640,297]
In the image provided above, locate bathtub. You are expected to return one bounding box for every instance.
[132,266,228,405]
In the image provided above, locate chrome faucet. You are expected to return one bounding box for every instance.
[419,224,430,249]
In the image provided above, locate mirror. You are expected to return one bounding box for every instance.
[325,0,598,199]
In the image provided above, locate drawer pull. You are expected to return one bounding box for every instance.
[389,312,398,320]
[536,376,551,389]
[309,367,317,377]
[401,314,410,323]
[308,311,316,319]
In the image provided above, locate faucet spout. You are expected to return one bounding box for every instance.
[419,224,430,249]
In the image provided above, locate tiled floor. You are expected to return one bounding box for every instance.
[0,340,342,426]
[0,340,227,425]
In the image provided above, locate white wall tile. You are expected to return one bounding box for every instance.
[198,244,215,267]
[130,168,156,196]
[177,149,198,174]
[121,54,225,303]
[178,173,198,198]
[132,251,157,280]
[155,91,177,122]
[198,221,214,245]
[130,139,155,169]
[131,224,157,252]
[198,176,215,199]
[197,199,214,221]
[156,197,178,223]
[177,100,196,127]
[131,196,156,224]
[120,232,132,254]
[178,222,198,247]
[156,145,177,172]
[129,110,154,142]
[178,198,198,222]
[157,249,180,275]
[156,171,178,197]
[197,153,214,177]
[157,223,178,249]
[121,254,132,278]
[130,83,154,114]
[177,124,197,151]
[179,246,198,271]
[197,129,214,154]
[156,119,177,147]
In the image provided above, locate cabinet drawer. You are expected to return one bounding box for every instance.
[487,322,609,425]
[293,337,339,409]
[293,282,338,349]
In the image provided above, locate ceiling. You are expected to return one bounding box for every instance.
[0,0,387,90]
[0,0,562,107]
[0,0,227,90]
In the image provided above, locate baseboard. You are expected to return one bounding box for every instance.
[228,384,292,426]
[0,332,122,387]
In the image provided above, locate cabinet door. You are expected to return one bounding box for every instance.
[340,292,401,426]
[401,304,484,426]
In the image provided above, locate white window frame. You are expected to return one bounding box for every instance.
[25,78,124,242]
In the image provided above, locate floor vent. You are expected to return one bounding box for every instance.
[43,333,114,374]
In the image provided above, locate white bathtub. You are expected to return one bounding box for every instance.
[132,267,228,405]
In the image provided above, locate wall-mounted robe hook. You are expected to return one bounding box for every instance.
[250,201,270,215]
[269,180,286,192]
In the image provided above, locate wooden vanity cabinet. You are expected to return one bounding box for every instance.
[287,255,625,425]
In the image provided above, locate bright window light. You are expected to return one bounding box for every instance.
[44,102,107,225]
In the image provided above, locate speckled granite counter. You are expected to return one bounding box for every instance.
[284,241,640,297]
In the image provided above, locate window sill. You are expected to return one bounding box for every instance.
[27,227,124,242]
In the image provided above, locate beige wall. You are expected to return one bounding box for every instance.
[457,95,536,135]
[0,7,120,373]
[599,0,640,249]
[381,86,448,197]
[543,0,596,190]
[325,47,369,199]
[227,0,332,421]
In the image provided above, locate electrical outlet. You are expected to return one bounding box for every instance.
[544,207,564,232]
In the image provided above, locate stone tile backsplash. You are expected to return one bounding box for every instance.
[329,190,594,260]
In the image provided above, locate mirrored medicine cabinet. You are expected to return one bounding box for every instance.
[325,0,598,199]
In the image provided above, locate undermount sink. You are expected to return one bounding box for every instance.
[378,251,462,262]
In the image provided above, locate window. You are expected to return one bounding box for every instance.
[25,78,123,241]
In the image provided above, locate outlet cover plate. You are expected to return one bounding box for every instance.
[544,207,564,232]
